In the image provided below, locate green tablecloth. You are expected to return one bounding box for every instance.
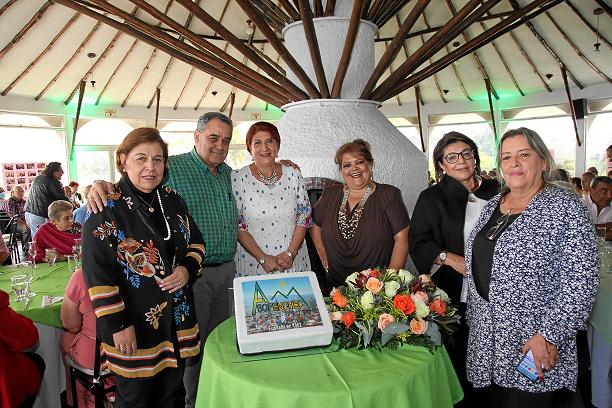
[196,319,463,408]
[0,261,71,328]
[590,245,612,344]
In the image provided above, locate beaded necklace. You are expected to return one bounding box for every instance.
[136,189,171,241]
[337,183,373,240]
[256,165,278,188]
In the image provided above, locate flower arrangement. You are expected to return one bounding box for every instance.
[327,268,460,352]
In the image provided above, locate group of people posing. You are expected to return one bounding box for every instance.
[22,111,604,407]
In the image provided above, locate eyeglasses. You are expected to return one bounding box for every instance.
[442,149,474,164]
[485,212,512,241]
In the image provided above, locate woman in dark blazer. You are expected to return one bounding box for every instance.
[409,132,498,407]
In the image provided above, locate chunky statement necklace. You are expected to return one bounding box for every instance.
[337,183,373,240]
[257,165,278,188]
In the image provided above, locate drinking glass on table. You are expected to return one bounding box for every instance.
[72,238,82,261]
[27,243,37,267]
[10,275,30,302]
[45,248,58,267]
[24,261,37,298]
[66,255,78,274]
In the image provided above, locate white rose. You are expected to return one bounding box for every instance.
[433,287,450,302]
[345,272,359,286]
[360,291,375,310]
[398,269,414,284]
[414,299,430,319]
[384,281,401,297]
[329,311,343,321]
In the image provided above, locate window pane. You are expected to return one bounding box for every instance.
[76,119,134,145]
[587,112,612,175]
[502,116,576,175]
[75,150,113,186]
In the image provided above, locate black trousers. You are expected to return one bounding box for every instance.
[114,358,185,408]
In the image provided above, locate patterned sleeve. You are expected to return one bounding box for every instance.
[294,171,313,228]
[82,209,130,336]
[175,192,205,282]
[232,170,248,232]
[539,195,600,348]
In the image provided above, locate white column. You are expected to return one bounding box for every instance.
[575,117,587,176]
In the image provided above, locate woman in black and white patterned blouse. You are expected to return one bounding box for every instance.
[465,127,599,407]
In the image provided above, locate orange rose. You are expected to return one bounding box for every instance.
[332,290,349,308]
[393,294,416,315]
[369,269,379,279]
[430,299,446,316]
[410,318,428,335]
[342,311,356,328]
[365,277,383,294]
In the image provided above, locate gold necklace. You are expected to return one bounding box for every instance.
[135,193,156,213]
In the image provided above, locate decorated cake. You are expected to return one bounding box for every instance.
[233,271,333,354]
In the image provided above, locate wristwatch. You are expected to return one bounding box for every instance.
[286,250,295,259]
[439,251,447,264]
[258,256,266,266]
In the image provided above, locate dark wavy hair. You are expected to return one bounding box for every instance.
[42,162,62,176]
[245,122,281,154]
[432,132,481,182]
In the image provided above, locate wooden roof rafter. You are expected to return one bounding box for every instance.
[331,0,365,97]
[506,28,552,93]
[369,0,500,101]
[543,11,611,84]
[0,1,54,60]
[507,0,583,89]
[175,0,309,100]
[55,0,287,106]
[298,0,330,98]
[234,0,321,98]
[416,17,447,103]
[0,0,19,17]
[565,1,611,50]
[2,11,81,96]
[379,0,565,101]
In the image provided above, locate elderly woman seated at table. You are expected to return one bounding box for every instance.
[61,268,114,407]
[33,200,81,262]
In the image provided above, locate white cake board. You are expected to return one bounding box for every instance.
[233,271,333,355]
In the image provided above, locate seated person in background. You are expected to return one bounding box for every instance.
[487,169,497,179]
[584,176,612,227]
[587,166,599,176]
[0,187,5,202]
[72,185,92,226]
[3,186,31,251]
[64,186,80,209]
[0,237,10,265]
[61,268,114,407]
[570,177,583,195]
[69,181,83,203]
[0,289,45,408]
[33,200,81,262]
[582,171,596,196]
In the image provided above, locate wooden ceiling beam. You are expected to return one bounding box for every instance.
[565,1,611,49]
[2,12,80,96]
[418,20,447,103]
[109,0,293,102]
[152,0,224,110]
[121,0,174,108]
[176,0,309,100]
[70,81,86,158]
[95,38,138,105]
[36,17,104,101]
[415,86,425,152]
[366,0,384,21]
[331,0,365,97]
[154,88,160,128]
[257,0,294,25]
[507,0,582,89]
[0,1,53,60]
[243,43,267,111]
[278,0,300,20]
[324,0,336,16]
[0,0,19,17]
[485,78,497,139]
[443,0,500,99]
[544,11,611,84]
[381,0,563,101]
[174,67,196,110]
[376,32,401,105]
[55,0,287,106]
[420,11,473,101]
[298,0,330,98]
[369,0,490,101]
[376,0,412,28]
[314,0,324,18]
[250,1,287,32]
[508,30,551,92]
[228,93,236,118]
[361,0,430,98]
[561,65,581,146]
[234,0,321,98]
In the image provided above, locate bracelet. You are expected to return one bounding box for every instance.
[286,250,295,259]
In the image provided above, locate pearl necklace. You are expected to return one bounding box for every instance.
[256,165,278,189]
[156,190,172,241]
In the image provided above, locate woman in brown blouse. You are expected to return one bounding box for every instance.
[311,139,410,289]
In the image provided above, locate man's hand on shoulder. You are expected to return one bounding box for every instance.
[278,159,300,172]
[87,180,114,214]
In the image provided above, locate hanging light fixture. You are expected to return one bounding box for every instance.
[87,52,96,88]
[593,8,603,56]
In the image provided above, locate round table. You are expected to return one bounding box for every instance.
[196,319,463,408]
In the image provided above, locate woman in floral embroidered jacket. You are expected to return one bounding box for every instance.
[82,128,205,408]
[465,127,599,406]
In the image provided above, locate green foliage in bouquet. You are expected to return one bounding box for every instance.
[326,268,460,352]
